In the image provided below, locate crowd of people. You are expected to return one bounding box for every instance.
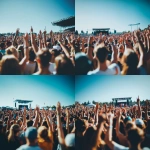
[0,28,75,75]
[0,102,75,150]
[75,25,150,75]
[75,97,150,150]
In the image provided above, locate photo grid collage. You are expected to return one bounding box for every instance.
[0,0,150,150]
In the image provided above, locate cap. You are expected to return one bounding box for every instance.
[25,127,37,140]
[65,133,75,147]
[124,116,132,124]
[135,119,144,126]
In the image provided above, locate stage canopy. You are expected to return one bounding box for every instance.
[86,103,96,107]
[92,28,110,35]
[14,99,33,103]
[51,16,75,27]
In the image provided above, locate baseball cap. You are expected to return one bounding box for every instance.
[124,116,132,124]
[65,133,75,147]
[25,127,37,141]
[135,119,144,126]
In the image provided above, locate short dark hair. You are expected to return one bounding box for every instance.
[37,50,51,67]
[29,48,36,61]
[27,120,33,127]
[96,46,109,63]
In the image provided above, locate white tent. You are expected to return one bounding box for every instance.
[86,103,96,108]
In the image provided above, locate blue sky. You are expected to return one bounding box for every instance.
[76,0,150,33]
[0,76,74,108]
[0,0,75,33]
[75,76,150,103]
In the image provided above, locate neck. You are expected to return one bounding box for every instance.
[130,144,142,150]
[26,140,37,146]
[98,61,108,71]
[38,66,51,75]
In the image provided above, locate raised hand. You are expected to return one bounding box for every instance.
[30,26,33,33]
[137,96,140,105]
[56,102,61,113]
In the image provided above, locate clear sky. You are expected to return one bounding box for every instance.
[0,76,74,108]
[75,76,150,103]
[0,0,75,33]
[75,0,150,33]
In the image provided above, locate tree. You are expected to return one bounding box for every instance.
[75,30,78,35]
[81,30,84,34]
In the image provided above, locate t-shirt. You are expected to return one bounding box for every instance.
[88,63,120,75]
[0,49,5,55]
[17,144,41,150]
[38,130,53,150]
[114,142,150,150]
[114,142,129,150]
[24,62,38,75]
[49,62,55,74]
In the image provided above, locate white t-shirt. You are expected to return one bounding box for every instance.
[114,142,129,150]
[88,63,120,75]
[24,62,38,75]
[17,144,42,150]
[49,62,56,74]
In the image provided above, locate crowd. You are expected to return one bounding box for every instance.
[75,25,150,75]
[0,102,75,150]
[75,97,150,150]
[0,28,75,75]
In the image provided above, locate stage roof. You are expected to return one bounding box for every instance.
[112,97,132,101]
[51,16,75,27]
[64,27,75,32]
[14,99,33,103]
[93,28,110,30]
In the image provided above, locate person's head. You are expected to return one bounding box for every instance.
[135,119,146,130]
[25,127,37,144]
[0,42,5,49]
[94,46,109,63]
[38,126,50,142]
[29,48,36,62]
[49,49,61,62]
[0,55,21,75]
[75,119,86,134]
[75,52,92,75]
[16,119,22,127]
[36,49,51,68]
[8,124,20,141]
[65,133,75,150]
[127,127,144,147]
[0,52,3,60]
[27,120,33,128]
[55,54,74,75]
[6,46,19,58]
[17,45,24,61]
[121,49,139,75]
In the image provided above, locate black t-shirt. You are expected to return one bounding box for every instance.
[0,133,8,150]
[8,136,21,150]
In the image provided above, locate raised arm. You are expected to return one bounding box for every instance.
[30,26,38,54]
[137,96,142,119]
[19,33,29,71]
[66,108,70,134]
[56,102,66,149]
[43,109,52,132]
[33,105,39,128]
[12,28,19,47]
[87,36,94,61]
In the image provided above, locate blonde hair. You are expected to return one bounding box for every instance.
[38,126,50,142]
[6,46,19,59]
[8,124,20,142]
[0,55,21,75]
